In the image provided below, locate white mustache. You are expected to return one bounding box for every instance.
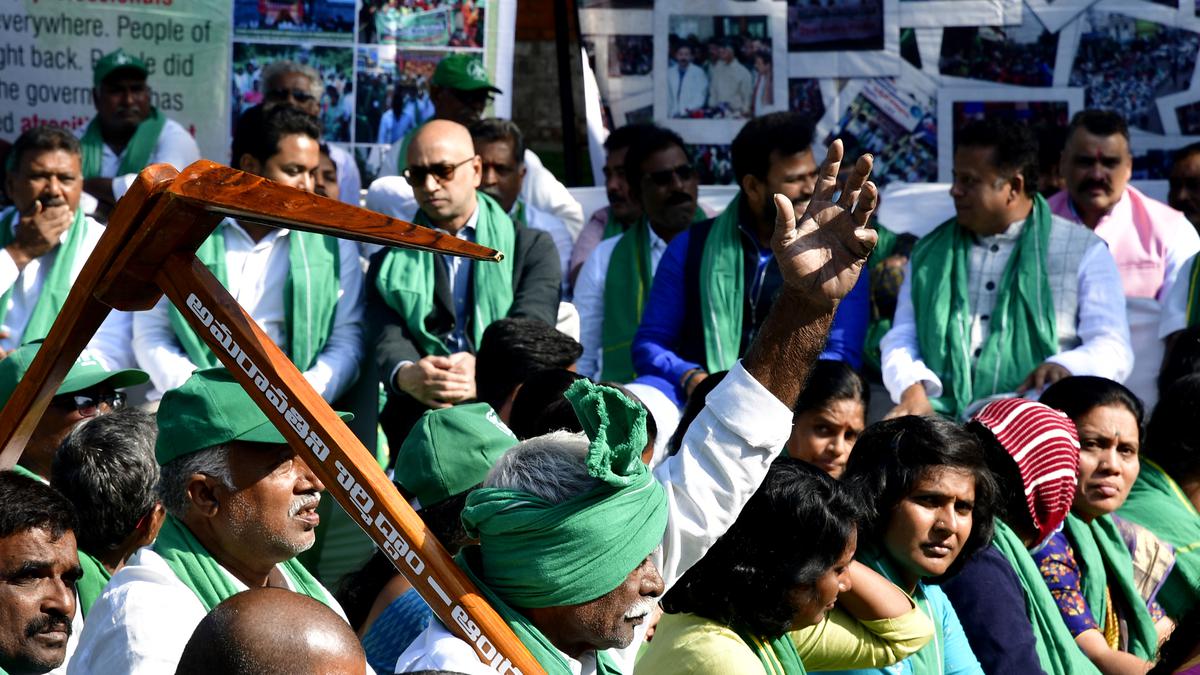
[288,493,320,517]
[624,597,657,620]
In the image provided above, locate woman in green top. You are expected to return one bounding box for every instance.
[635,458,935,675]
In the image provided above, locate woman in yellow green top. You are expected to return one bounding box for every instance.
[635,458,935,675]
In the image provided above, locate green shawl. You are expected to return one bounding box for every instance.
[699,194,746,373]
[1185,252,1200,327]
[601,219,653,382]
[75,550,111,617]
[0,208,89,344]
[992,520,1100,675]
[1062,514,1158,659]
[168,221,341,372]
[602,208,630,240]
[374,192,515,356]
[909,194,1057,417]
[735,630,806,675]
[863,222,899,377]
[1117,459,1200,618]
[861,550,944,674]
[153,515,331,612]
[79,108,166,179]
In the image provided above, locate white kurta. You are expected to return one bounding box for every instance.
[84,117,202,201]
[394,359,794,674]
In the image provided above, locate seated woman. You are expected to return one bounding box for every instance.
[819,415,994,674]
[635,457,935,675]
[1117,373,1200,621]
[942,398,1101,675]
[786,360,868,478]
[1038,377,1172,671]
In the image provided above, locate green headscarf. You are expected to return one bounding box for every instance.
[1063,514,1158,659]
[909,194,1058,417]
[374,191,515,356]
[0,208,90,345]
[698,193,746,373]
[168,221,341,372]
[460,379,668,608]
[1117,459,1200,618]
[79,108,167,179]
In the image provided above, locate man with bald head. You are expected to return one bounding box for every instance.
[175,587,367,675]
[369,119,561,450]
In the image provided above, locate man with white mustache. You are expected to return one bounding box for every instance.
[70,368,366,674]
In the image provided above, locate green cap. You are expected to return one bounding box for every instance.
[93,48,149,87]
[394,403,517,508]
[0,343,148,410]
[155,367,352,465]
[431,54,501,93]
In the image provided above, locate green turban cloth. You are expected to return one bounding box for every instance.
[460,379,668,608]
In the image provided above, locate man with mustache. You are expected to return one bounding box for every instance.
[883,118,1131,419]
[628,112,869,405]
[79,49,201,218]
[1047,109,1200,410]
[2,127,133,369]
[0,472,81,675]
[69,368,359,674]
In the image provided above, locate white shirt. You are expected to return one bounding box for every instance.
[132,220,364,401]
[1160,252,1200,338]
[87,117,202,201]
[574,227,669,380]
[329,144,364,207]
[0,207,133,369]
[881,219,1132,405]
[516,200,574,284]
[667,64,709,118]
[66,546,367,675]
[394,360,794,674]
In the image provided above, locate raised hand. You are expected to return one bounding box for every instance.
[8,200,73,271]
[771,140,878,311]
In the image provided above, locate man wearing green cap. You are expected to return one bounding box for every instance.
[79,49,201,216]
[68,368,364,674]
[395,139,880,674]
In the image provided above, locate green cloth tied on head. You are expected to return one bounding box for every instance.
[461,379,667,608]
[393,402,517,508]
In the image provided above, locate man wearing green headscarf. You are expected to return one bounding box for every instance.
[396,138,882,675]
[881,118,1132,420]
[69,368,366,674]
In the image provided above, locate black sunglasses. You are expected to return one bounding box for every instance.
[265,87,316,104]
[403,156,475,186]
[646,164,696,187]
[51,391,126,418]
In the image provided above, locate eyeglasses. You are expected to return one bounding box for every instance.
[403,156,476,186]
[50,391,126,418]
[646,164,696,187]
[265,88,316,104]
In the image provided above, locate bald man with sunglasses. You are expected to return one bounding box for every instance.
[368,119,562,452]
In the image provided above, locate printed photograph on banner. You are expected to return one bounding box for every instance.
[1024,0,1100,34]
[231,42,354,143]
[788,79,828,124]
[233,0,354,41]
[580,0,653,7]
[357,47,457,145]
[938,11,1058,87]
[690,143,735,184]
[819,78,937,186]
[358,0,485,48]
[787,0,900,77]
[900,27,922,69]
[897,0,1021,28]
[609,36,653,77]
[1068,8,1200,133]
[664,13,776,119]
[354,144,389,186]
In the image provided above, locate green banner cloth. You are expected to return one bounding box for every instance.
[1063,514,1158,659]
[374,191,515,356]
[1117,459,1200,618]
[0,208,89,345]
[460,379,667,608]
[168,222,340,372]
[80,108,166,180]
[909,194,1058,417]
[992,520,1100,675]
[76,550,111,617]
[153,515,331,612]
[699,193,746,374]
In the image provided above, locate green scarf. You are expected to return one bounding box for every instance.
[601,219,653,382]
[460,379,668,608]
[10,464,45,483]
[699,194,746,373]
[861,550,944,675]
[863,223,900,377]
[79,108,167,179]
[734,630,806,675]
[1063,514,1158,659]
[75,550,111,618]
[0,208,89,344]
[601,209,630,241]
[991,520,1101,675]
[168,221,341,372]
[153,515,331,612]
[1185,253,1200,327]
[1117,460,1200,618]
[910,194,1057,417]
[374,192,515,356]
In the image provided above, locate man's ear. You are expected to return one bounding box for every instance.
[1009,172,1026,202]
[186,474,225,518]
[741,172,765,207]
[134,503,167,548]
[470,154,483,189]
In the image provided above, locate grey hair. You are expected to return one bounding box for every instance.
[261,60,323,101]
[158,445,235,519]
[484,431,599,503]
[50,407,159,555]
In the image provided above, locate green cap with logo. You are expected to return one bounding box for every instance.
[394,402,517,508]
[155,367,352,465]
[431,53,501,93]
[0,343,148,410]
[93,48,149,87]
